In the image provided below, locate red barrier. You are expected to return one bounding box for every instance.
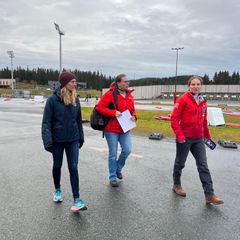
[225,113,240,117]
[154,116,171,121]
[222,108,233,113]
[226,123,240,127]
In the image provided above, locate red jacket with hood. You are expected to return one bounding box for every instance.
[171,92,211,142]
[96,86,137,133]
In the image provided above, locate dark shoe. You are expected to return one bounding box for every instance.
[172,185,186,197]
[206,195,224,205]
[110,180,118,187]
[116,172,123,180]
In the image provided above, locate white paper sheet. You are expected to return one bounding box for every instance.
[116,110,136,133]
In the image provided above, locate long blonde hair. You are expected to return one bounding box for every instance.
[60,87,77,106]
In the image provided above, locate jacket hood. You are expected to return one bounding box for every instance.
[53,85,62,99]
[187,91,205,104]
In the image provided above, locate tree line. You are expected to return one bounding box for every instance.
[0,67,239,90]
[130,71,240,87]
[0,67,113,90]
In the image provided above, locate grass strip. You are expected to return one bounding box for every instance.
[82,107,240,143]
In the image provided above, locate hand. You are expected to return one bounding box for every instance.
[45,145,53,153]
[130,116,136,122]
[177,135,186,143]
[115,111,122,117]
[79,141,84,149]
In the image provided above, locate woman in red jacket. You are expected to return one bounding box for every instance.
[171,75,223,205]
[96,74,137,187]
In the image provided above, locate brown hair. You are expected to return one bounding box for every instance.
[110,81,115,87]
[114,74,127,85]
[187,75,203,86]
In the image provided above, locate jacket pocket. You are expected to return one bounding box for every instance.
[53,127,65,142]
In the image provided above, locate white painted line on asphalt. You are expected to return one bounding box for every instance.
[88,146,144,158]
[88,146,107,153]
[130,153,144,158]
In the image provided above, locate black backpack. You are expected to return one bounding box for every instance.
[90,90,118,131]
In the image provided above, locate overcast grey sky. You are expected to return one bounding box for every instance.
[0,0,239,79]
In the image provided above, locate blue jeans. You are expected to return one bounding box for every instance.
[52,141,80,198]
[173,138,214,196]
[104,131,132,181]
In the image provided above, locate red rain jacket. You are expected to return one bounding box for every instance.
[96,87,137,133]
[171,92,211,142]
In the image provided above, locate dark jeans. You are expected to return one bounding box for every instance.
[173,138,214,196]
[52,141,80,198]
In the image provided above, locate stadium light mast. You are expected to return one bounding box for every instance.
[54,22,65,73]
[171,47,184,103]
[7,50,14,90]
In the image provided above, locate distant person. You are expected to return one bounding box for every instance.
[41,71,87,212]
[96,74,137,187]
[171,75,224,205]
[85,94,89,103]
[95,96,99,104]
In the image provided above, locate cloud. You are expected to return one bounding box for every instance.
[0,0,239,79]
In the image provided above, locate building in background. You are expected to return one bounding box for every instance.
[0,79,16,89]
[103,84,240,101]
[48,81,87,90]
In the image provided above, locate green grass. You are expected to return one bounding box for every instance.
[16,82,38,89]
[81,107,94,120]
[28,87,101,97]
[77,90,101,98]
[131,110,172,137]
[81,107,240,143]
[0,88,12,95]
[30,89,52,96]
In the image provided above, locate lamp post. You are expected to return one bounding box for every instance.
[54,23,65,73]
[171,47,184,103]
[7,50,14,90]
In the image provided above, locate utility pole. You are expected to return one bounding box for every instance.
[7,50,14,90]
[171,47,184,103]
[54,23,65,73]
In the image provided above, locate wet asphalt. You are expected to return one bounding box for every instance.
[0,102,240,240]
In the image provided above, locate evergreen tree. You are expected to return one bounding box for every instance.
[213,72,218,84]
[203,74,210,84]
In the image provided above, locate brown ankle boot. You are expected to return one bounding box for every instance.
[206,195,224,205]
[172,185,186,197]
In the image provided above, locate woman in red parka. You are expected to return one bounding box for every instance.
[171,75,223,205]
[96,74,137,187]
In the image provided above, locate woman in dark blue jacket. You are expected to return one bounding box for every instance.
[42,71,86,212]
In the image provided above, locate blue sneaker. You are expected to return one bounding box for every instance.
[53,188,63,202]
[71,198,87,212]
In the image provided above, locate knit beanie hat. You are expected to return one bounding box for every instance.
[59,71,76,87]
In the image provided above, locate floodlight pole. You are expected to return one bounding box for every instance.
[7,50,14,90]
[54,23,65,73]
[171,47,184,103]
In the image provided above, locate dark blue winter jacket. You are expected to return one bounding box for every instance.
[41,87,84,150]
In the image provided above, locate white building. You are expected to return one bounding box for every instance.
[0,79,16,88]
[103,84,240,100]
